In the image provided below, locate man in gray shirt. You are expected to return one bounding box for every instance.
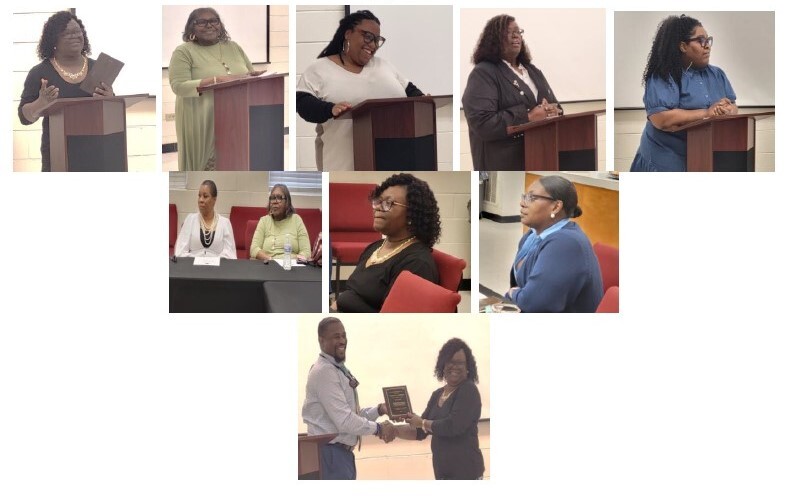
[302,317,395,479]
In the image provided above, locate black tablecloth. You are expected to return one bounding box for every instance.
[169,258,322,313]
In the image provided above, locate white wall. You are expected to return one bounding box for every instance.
[296,5,453,171]
[614,109,776,172]
[330,171,471,279]
[481,171,524,217]
[12,10,158,172]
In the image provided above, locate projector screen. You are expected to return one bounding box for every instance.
[350,5,453,96]
[614,11,775,108]
[161,5,270,68]
[297,314,491,432]
[460,9,605,104]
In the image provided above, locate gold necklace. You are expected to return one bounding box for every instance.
[368,236,415,265]
[440,385,459,403]
[51,56,87,81]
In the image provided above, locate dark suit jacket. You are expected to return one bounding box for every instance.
[462,60,560,171]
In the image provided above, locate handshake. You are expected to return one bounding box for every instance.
[375,406,425,444]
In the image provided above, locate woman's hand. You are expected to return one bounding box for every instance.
[249,70,267,77]
[296,255,307,263]
[708,98,736,117]
[38,78,59,104]
[92,82,114,97]
[331,102,352,117]
[403,413,424,430]
[256,251,272,262]
[528,98,561,122]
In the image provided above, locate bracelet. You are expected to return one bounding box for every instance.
[375,422,381,437]
[213,76,217,85]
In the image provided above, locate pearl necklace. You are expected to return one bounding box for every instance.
[51,56,87,81]
[200,212,218,245]
[368,236,415,265]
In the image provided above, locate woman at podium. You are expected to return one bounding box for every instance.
[462,14,562,171]
[334,173,440,312]
[18,11,114,172]
[250,184,312,262]
[630,15,737,172]
[397,338,485,480]
[174,180,237,259]
[169,8,263,171]
[296,10,426,171]
[507,176,603,312]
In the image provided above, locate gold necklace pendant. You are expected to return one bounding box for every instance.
[52,56,87,81]
[368,236,415,265]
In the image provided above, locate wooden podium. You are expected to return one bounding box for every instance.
[199,73,286,171]
[507,110,605,171]
[298,433,336,480]
[338,95,451,171]
[672,111,775,172]
[41,94,149,172]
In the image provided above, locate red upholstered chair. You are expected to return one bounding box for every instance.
[380,271,461,313]
[593,242,619,293]
[596,286,619,313]
[431,249,467,292]
[243,209,322,259]
[229,206,268,259]
[169,203,178,256]
[330,183,381,296]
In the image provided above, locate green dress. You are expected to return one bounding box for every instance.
[169,40,254,171]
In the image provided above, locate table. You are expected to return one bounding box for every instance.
[169,258,322,313]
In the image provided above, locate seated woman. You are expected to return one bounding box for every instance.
[397,338,485,480]
[335,173,440,312]
[507,175,603,312]
[250,184,311,262]
[174,180,236,258]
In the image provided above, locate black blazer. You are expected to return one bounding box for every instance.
[462,60,560,171]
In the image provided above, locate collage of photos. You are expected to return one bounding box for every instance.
[5,4,782,492]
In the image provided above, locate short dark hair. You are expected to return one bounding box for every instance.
[37,11,91,61]
[371,173,441,248]
[200,179,218,198]
[538,176,582,219]
[318,10,380,58]
[434,338,479,383]
[643,14,702,90]
[472,14,530,67]
[318,317,343,337]
[182,8,231,43]
[270,183,295,216]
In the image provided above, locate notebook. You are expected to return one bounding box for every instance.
[80,52,124,94]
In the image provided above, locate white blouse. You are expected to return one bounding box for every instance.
[174,213,237,259]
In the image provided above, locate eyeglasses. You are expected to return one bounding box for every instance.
[194,18,221,28]
[269,195,286,203]
[686,35,713,48]
[508,29,525,38]
[445,359,467,368]
[356,28,386,48]
[370,198,407,212]
[521,193,557,204]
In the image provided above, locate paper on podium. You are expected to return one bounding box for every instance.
[193,256,221,266]
[80,52,124,94]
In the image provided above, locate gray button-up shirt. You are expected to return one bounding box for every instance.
[302,352,380,446]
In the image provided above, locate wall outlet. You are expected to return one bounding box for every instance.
[165,113,176,122]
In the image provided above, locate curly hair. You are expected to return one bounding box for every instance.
[182,8,231,43]
[371,173,441,248]
[270,183,295,217]
[434,338,479,384]
[318,10,380,58]
[538,176,582,219]
[37,11,91,61]
[472,14,530,66]
[642,14,702,90]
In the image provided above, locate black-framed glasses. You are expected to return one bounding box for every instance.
[686,35,713,48]
[356,28,386,47]
[521,193,557,204]
[370,198,407,212]
[194,18,221,28]
[508,28,525,38]
[269,195,286,203]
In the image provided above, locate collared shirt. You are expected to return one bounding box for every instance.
[302,352,380,446]
[502,59,539,103]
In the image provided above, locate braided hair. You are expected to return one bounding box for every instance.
[318,10,380,58]
[642,14,702,90]
[472,14,531,66]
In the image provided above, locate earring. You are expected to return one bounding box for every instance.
[344,39,350,54]
[550,212,555,219]
[408,219,412,225]
[190,33,196,41]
